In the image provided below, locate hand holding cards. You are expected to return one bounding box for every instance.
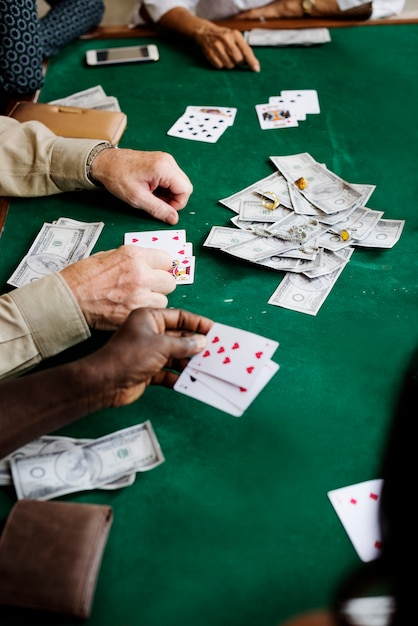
[175,323,279,416]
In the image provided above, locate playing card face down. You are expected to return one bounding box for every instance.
[328,478,384,562]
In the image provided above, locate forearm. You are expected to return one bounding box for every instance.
[0,358,109,459]
[157,7,214,40]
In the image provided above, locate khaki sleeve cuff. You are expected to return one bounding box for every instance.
[9,273,90,359]
[50,137,106,191]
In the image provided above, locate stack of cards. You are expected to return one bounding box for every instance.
[167,105,237,143]
[256,89,320,130]
[124,229,195,284]
[174,323,279,416]
[328,478,384,562]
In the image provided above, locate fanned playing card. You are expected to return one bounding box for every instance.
[327,478,384,562]
[174,323,279,416]
[190,323,279,389]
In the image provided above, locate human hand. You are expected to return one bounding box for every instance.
[194,24,260,72]
[86,307,213,407]
[60,245,176,330]
[90,149,193,225]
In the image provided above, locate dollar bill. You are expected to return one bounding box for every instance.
[245,28,331,47]
[267,247,354,315]
[219,171,292,212]
[49,84,107,107]
[352,219,405,248]
[7,220,104,287]
[238,199,291,222]
[0,435,134,490]
[270,153,363,214]
[11,421,164,501]
[203,226,256,249]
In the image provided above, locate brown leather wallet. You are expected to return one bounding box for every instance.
[0,499,113,620]
[8,101,127,144]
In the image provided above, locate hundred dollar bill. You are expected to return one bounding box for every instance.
[267,247,354,315]
[11,421,164,501]
[49,84,107,107]
[92,96,121,112]
[219,171,292,212]
[302,249,349,278]
[203,226,256,249]
[245,28,331,47]
[255,247,324,273]
[330,207,384,241]
[270,153,363,214]
[238,199,291,222]
[352,219,405,248]
[7,220,104,287]
[2,435,134,490]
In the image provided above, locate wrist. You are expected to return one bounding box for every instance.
[86,142,116,185]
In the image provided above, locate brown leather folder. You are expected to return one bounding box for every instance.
[8,100,127,144]
[0,499,113,620]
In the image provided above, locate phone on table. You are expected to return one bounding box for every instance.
[85,44,159,67]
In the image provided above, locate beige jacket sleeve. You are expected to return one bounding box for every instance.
[0,273,90,380]
[0,116,104,197]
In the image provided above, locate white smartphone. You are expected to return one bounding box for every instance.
[85,44,159,67]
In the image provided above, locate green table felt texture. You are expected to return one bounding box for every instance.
[0,24,418,626]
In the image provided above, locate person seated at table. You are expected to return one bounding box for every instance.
[130,0,405,72]
[0,0,104,98]
[0,115,194,380]
[0,306,213,459]
[0,115,192,226]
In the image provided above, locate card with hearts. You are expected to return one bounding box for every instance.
[328,478,384,562]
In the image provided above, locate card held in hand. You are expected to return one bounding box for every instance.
[0,499,113,620]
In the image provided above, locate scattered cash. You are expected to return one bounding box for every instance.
[7,217,104,288]
[10,421,164,501]
[205,153,405,315]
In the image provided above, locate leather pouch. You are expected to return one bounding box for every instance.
[0,499,113,620]
[8,101,127,144]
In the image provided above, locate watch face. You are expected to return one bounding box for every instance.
[302,0,314,13]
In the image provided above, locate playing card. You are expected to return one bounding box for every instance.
[167,112,230,143]
[184,105,237,126]
[280,89,320,114]
[174,369,243,417]
[170,255,195,284]
[255,103,299,130]
[327,478,384,562]
[189,323,279,390]
[124,230,195,283]
[124,229,188,253]
[189,359,279,411]
[269,95,306,121]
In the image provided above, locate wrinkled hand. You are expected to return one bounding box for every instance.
[90,148,193,225]
[61,245,176,330]
[86,307,214,407]
[194,24,260,71]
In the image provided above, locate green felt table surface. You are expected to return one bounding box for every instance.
[0,24,417,626]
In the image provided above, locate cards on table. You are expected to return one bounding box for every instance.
[167,105,237,143]
[124,229,195,284]
[174,322,280,416]
[328,478,384,562]
[256,89,320,130]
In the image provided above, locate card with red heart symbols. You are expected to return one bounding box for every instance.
[190,323,278,389]
[174,323,279,415]
[124,230,194,283]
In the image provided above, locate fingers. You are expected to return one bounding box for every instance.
[201,29,260,72]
